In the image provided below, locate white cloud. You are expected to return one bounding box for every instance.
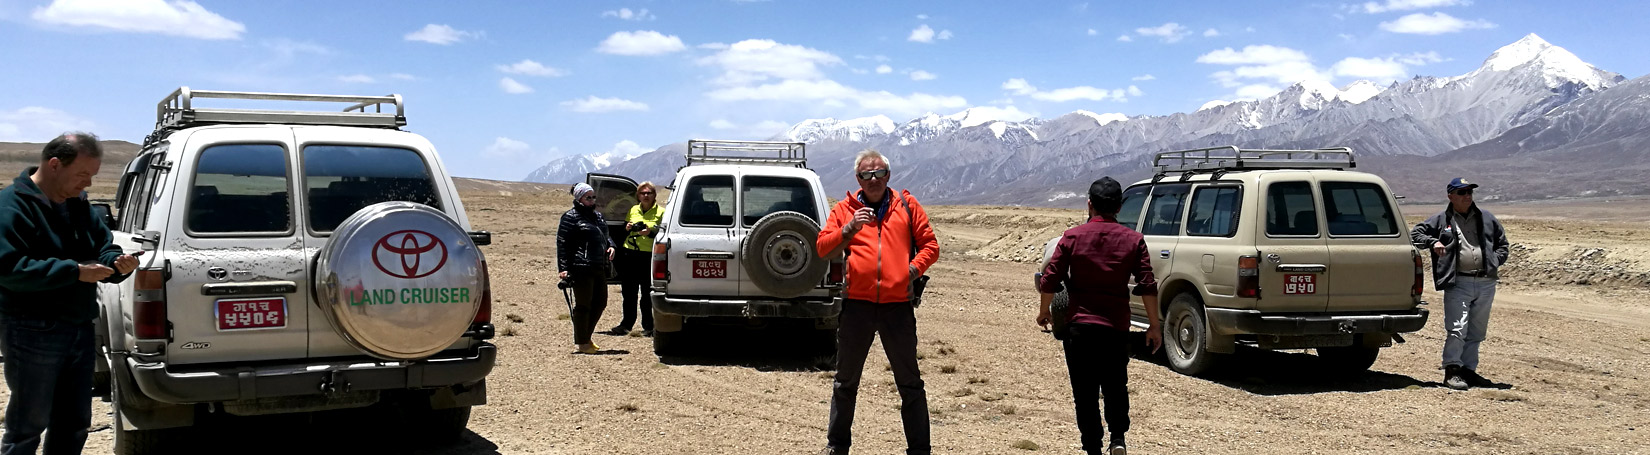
[1001,78,1134,102]
[1234,84,1283,100]
[0,107,97,142]
[1087,28,1098,36]
[1204,28,1220,37]
[706,79,966,119]
[1127,85,1144,97]
[698,42,729,50]
[597,30,686,55]
[561,96,649,113]
[483,137,530,159]
[404,24,478,45]
[697,39,843,85]
[1135,22,1190,43]
[499,77,533,94]
[709,119,738,129]
[1197,45,1332,89]
[390,73,416,80]
[1116,35,1133,42]
[496,59,567,77]
[916,14,929,20]
[709,119,789,138]
[338,74,375,83]
[1196,45,1311,65]
[1132,74,1156,81]
[909,70,937,81]
[1396,51,1446,65]
[875,65,893,74]
[1329,51,1446,82]
[908,24,952,43]
[483,137,560,166]
[607,140,650,156]
[30,0,244,40]
[1002,78,1037,95]
[601,8,655,20]
[1379,12,1495,35]
[1357,0,1469,14]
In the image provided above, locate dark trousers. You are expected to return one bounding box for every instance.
[568,272,608,345]
[1062,323,1132,452]
[827,300,930,455]
[615,248,653,331]
[1,316,95,455]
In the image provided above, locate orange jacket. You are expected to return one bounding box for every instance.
[816,189,939,304]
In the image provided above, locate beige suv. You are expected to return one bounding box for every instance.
[1043,147,1428,376]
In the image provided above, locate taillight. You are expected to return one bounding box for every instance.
[827,260,845,285]
[133,269,168,340]
[652,241,670,281]
[1237,254,1260,298]
[473,260,492,324]
[1412,251,1425,296]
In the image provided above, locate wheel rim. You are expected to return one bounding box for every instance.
[763,230,809,277]
[1170,307,1202,361]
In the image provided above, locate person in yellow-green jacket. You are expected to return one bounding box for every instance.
[608,181,663,336]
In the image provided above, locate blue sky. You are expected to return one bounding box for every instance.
[3,0,1648,181]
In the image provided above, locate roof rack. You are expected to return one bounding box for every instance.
[1154,146,1356,174]
[685,140,807,168]
[153,87,406,135]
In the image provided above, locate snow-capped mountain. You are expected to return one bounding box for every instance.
[523,151,641,184]
[583,35,1642,206]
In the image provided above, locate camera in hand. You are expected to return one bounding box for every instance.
[628,221,649,233]
[557,279,574,290]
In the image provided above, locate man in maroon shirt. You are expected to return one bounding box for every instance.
[1036,177,1162,455]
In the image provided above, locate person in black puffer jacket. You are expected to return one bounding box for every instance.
[557,183,615,354]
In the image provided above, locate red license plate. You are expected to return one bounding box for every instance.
[216,297,286,331]
[1284,274,1317,294]
[692,260,727,278]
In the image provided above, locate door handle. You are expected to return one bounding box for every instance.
[1159,250,1171,259]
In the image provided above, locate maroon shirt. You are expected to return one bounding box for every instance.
[1037,216,1157,330]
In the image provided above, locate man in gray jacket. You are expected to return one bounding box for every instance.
[1409,178,1509,391]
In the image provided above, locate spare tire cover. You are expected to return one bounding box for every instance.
[314,202,484,360]
[742,211,828,299]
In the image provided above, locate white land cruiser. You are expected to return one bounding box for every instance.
[1040,147,1428,376]
[93,88,495,453]
[586,140,845,357]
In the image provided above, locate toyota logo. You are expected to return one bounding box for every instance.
[371,230,449,279]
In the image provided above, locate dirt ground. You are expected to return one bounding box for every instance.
[8,183,1649,454]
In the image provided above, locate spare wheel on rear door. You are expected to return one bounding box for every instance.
[314,201,485,360]
[742,211,828,299]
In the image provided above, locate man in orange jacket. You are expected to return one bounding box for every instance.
[816,149,940,455]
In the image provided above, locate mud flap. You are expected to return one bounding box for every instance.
[1207,333,1237,354]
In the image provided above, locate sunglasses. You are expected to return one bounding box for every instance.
[856,169,890,180]
[638,191,655,196]
[1452,189,1474,196]
[580,194,597,200]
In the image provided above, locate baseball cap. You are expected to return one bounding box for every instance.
[1089,177,1123,212]
[1446,177,1479,192]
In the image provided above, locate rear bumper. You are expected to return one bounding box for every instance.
[652,294,842,319]
[1205,308,1429,336]
[127,343,495,404]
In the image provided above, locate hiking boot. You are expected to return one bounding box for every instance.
[1107,439,1127,455]
[643,329,656,337]
[605,326,632,336]
[1444,365,1470,390]
[1462,368,1495,387]
[819,446,848,455]
[577,343,599,355]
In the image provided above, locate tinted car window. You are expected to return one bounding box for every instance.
[1187,186,1241,237]
[189,144,291,233]
[1266,181,1318,236]
[303,145,439,232]
[741,176,818,225]
[1116,185,1149,231]
[1321,181,1399,235]
[679,175,735,226]
[1141,183,1190,236]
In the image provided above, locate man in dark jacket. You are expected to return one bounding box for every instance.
[0,132,138,455]
[1409,178,1510,391]
[1037,177,1162,455]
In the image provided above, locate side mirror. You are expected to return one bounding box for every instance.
[90,203,118,230]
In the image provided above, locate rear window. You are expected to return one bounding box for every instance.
[679,175,735,226]
[1321,181,1399,236]
[741,176,818,226]
[188,144,291,234]
[1187,186,1241,237]
[1266,181,1318,236]
[1116,185,1149,231]
[302,145,440,232]
[1141,183,1190,236]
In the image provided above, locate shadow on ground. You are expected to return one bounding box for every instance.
[1120,331,1440,396]
[652,321,837,372]
[106,406,502,455]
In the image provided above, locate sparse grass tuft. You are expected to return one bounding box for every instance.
[616,402,640,412]
[937,346,956,355]
[1481,390,1525,402]
[499,325,519,337]
[818,371,836,380]
[950,388,974,397]
[915,351,928,360]
[979,392,1005,402]
[505,313,525,323]
[939,365,957,374]
[968,376,989,384]
[557,313,571,320]
[1010,439,1039,450]
[999,405,1018,415]
[628,330,644,337]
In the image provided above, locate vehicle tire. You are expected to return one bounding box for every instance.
[653,327,688,357]
[1163,293,1222,376]
[742,211,828,299]
[1317,345,1380,374]
[1048,290,1071,338]
[112,370,179,455]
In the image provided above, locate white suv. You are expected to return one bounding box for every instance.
[94,88,495,454]
[587,140,845,357]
